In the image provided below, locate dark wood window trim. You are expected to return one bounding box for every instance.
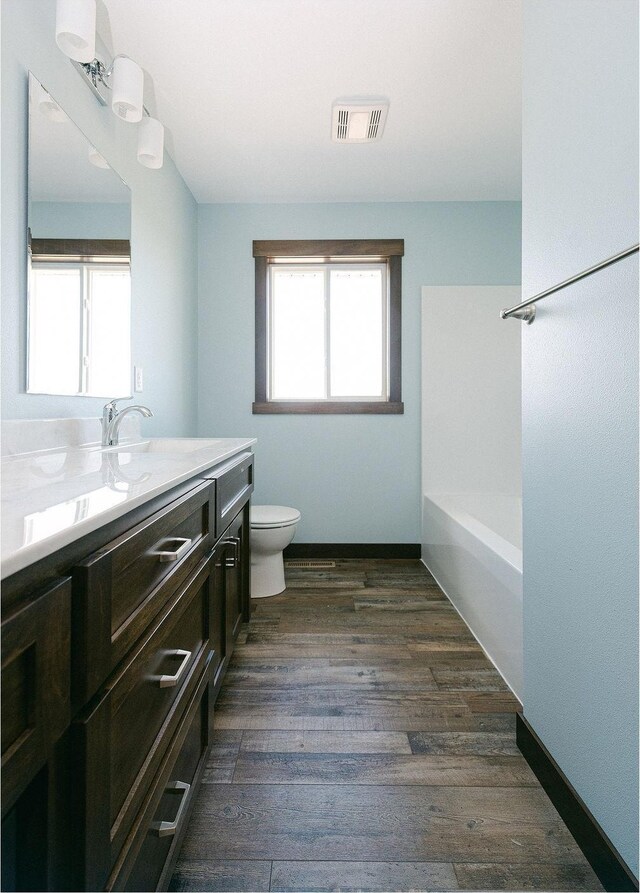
[29,237,130,262]
[253,239,404,415]
[253,239,404,258]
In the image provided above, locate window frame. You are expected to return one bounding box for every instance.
[27,244,131,397]
[253,239,404,414]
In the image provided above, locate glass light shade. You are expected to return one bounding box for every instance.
[55,0,96,63]
[88,145,110,168]
[31,80,68,122]
[111,56,144,122]
[137,116,164,169]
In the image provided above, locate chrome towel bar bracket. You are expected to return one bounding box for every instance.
[502,305,536,324]
[501,243,639,323]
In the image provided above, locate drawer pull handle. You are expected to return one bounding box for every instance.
[224,535,240,567]
[156,537,192,563]
[150,780,191,837]
[158,649,192,688]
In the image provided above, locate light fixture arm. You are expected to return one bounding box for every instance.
[74,55,151,117]
[71,55,110,107]
[81,57,112,92]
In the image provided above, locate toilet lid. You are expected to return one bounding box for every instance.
[250,505,301,528]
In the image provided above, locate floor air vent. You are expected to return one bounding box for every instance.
[285,560,336,569]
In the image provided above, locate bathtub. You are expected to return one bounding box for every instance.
[421,493,523,700]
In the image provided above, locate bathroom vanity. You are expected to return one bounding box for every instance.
[1,433,255,891]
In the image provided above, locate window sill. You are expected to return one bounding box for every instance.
[252,401,404,415]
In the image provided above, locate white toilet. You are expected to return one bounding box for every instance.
[250,505,301,598]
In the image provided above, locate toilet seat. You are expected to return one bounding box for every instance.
[250,505,301,529]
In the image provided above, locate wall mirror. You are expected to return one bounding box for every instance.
[27,73,132,397]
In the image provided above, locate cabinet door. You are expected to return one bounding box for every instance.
[222,508,247,660]
[210,538,227,692]
[1,577,71,815]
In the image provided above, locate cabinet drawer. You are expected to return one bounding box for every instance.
[203,452,253,537]
[72,558,215,891]
[109,569,208,830]
[120,671,211,892]
[1,578,71,815]
[73,481,214,704]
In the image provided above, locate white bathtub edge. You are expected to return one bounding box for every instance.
[425,492,522,573]
[420,556,523,705]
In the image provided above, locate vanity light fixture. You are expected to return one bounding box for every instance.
[136,116,164,169]
[54,0,164,169]
[55,0,96,63]
[31,79,69,122]
[88,145,110,168]
[110,55,144,122]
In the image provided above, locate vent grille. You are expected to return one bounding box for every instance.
[285,560,337,569]
[331,99,389,143]
[368,108,382,140]
[336,109,349,140]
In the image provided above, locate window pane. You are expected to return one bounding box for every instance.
[329,268,384,397]
[28,267,81,394]
[87,267,131,396]
[271,269,326,399]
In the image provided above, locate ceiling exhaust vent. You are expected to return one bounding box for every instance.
[331,98,389,143]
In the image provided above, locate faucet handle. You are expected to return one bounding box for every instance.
[102,399,121,420]
[101,400,122,446]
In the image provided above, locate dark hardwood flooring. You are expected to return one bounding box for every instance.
[171,560,602,892]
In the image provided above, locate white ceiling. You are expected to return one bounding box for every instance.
[101,0,522,203]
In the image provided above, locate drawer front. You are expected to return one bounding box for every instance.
[73,481,214,704]
[1,578,71,815]
[109,562,210,830]
[204,452,253,538]
[72,558,215,891]
[121,673,211,892]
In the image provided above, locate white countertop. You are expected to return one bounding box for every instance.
[1,437,256,580]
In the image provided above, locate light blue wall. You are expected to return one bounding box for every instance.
[1,0,198,435]
[197,202,521,542]
[522,0,638,877]
[31,202,130,239]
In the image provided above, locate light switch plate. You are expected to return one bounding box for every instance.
[134,366,143,392]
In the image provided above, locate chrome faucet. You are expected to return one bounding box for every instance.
[101,400,153,447]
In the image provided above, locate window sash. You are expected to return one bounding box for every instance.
[28,260,130,397]
[267,262,388,402]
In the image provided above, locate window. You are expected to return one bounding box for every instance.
[253,239,403,413]
[27,239,131,397]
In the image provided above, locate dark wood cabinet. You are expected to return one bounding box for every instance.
[70,558,214,891]
[210,452,253,538]
[1,451,253,892]
[210,538,228,693]
[120,665,212,892]
[71,481,214,710]
[1,577,72,817]
[207,502,250,698]
[223,505,248,661]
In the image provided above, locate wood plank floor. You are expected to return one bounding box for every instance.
[171,560,602,892]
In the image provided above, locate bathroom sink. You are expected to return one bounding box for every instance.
[106,438,227,454]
